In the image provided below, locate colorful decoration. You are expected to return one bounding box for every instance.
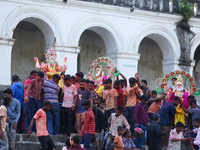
[88,57,120,79]
[86,57,120,96]
[34,46,67,88]
[156,70,200,96]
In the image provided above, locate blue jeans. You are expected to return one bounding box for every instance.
[80,133,93,150]
[23,103,29,131]
[107,135,115,150]
[124,107,135,134]
[136,124,146,149]
[0,132,8,150]
[46,103,60,135]
[28,97,42,132]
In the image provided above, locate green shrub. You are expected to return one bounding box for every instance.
[178,0,193,22]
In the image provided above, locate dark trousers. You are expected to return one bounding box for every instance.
[105,108,114,119]
[60,107,75,135]
[28,97,42,132]
[149,144,162,150]
[105,108,114,128]
[124,107,135,135]
[80,133,93,150]
[38,135,55,150]
[17,106,23,133]
[23,103,29,131]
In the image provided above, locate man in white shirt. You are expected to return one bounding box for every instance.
[60,76,78,136]
[167,122,188,150]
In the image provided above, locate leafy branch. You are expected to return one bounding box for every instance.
[178,0,193,22]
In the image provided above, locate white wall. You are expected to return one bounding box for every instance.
[1,0,200,85]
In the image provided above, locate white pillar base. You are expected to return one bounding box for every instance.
[0,38,15,85]
[54,45,80,76]
[162,58,180,75]
[106,52,140,80]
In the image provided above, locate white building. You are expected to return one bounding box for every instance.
[1,0,200,92]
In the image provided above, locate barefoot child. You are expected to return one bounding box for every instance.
[113,126,124,150]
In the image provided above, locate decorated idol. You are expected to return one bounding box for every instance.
[34,46,67,88]
[87,57,120,96]
[168,75,192,124]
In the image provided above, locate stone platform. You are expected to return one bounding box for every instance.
[14,134,192,150]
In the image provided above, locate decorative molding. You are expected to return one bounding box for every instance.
[0,38,15,46]
[54,45,80,54]
[106,52,140,60]
[1,5,64,45]
[162,58,179,66]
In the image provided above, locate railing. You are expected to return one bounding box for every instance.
[79,0,200,17]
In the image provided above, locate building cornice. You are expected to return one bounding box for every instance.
[0,38,15,46]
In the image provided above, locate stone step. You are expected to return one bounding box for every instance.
[14,134,192,150]
[15,134,67,143]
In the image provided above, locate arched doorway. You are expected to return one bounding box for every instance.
[77,26,118,76]
[11,21,46,82]
[194,45,200,88]
[78,30,106,75]
[138,37,163,90]
[11,17,55,83]
[0,5,64,85]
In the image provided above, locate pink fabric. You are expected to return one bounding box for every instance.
[169,92,189,109]
[94,76,107,90]
[33,109,49,137]
[24,79,31,99]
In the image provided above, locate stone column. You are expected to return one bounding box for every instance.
[162,58,180,76]
[0,38,15,85]
[106,52,140,80]
[54,45,80,76]
[0,38,15,99]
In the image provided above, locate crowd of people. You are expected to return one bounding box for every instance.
[0,69,200,150]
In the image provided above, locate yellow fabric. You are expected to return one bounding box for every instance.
[96,85,104,97]
[175,106,185,125]
[46,72,63,89]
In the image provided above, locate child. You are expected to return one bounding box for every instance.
[103,78,118,119]
[167,122,189,150]
[107,106,130,150]
[62,137,71,150]
[114,80,124,107]
[134,95,149,149]
[113,126,124,150]
[147,113,166,150]
[27,101,55,150]
[80,100,95,150]
[0,96,11,150]
[123,129,139,150]
[95,99,106,150]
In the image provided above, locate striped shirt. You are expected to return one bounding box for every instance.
[43,80,60,103]
[80,109,95,136]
